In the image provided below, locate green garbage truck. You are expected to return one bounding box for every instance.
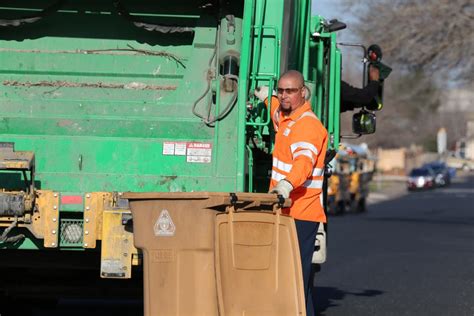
[0,0,378,311]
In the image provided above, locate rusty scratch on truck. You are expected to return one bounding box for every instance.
[3,80,177,91]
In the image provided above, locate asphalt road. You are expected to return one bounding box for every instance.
[313,171,474,316]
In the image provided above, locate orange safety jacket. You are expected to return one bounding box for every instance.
[267,97,328,223]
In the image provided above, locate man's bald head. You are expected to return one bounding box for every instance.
[277,70,306,115]
[279,70,305,88]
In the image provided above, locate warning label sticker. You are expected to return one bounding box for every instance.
[186,142,212,163]
[162,141,212,163]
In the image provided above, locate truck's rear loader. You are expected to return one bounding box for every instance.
[0,0,365,314]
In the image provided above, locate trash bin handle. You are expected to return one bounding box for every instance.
[227,194,288,215]
[228,192,290,208]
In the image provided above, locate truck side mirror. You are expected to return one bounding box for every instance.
[352,110,376,134]
[326,19,347,33]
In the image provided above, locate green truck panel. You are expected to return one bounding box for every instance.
[1,0,342,253]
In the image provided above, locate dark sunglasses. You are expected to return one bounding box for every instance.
[277,87,302,95]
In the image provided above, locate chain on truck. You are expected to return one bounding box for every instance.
[0,0,388,313]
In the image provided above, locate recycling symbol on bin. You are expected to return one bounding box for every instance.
[154,209,176,237]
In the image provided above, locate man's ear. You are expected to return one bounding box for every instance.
[303,85,311,101]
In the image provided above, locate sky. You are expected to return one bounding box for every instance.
[311,0,358,36]
[311,0,365,84]
[311,0,336,19]
[311,0,357,23]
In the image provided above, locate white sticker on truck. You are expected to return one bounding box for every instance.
[162,142,175,155]
[162,142,188,156]
[162,141,212,163]
[186,142,212,163]
[174,142,187,155]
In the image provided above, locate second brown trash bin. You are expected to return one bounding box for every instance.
[215,196,306,316]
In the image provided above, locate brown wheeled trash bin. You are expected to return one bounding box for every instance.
[215,194,306,316]
[123,192,305,316]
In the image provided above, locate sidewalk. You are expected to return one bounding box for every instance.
[368,177,407,204]
[372,174,407,182]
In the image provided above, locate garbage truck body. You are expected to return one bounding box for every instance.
[0,0,365,304]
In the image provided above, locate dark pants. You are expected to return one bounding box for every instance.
[294,219,319,316]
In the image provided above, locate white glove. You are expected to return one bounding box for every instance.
[254,86,275,102]
[269,179,293,199]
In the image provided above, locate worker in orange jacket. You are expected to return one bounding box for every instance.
[255,70,328,316]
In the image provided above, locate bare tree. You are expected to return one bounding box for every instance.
[343,69,445,149]
[338,0,473,150]
[343,0,474,84]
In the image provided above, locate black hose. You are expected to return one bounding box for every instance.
[204,81,238,126]
[0,0,64,27]
[0,217,25,244]
[192,32,218,123]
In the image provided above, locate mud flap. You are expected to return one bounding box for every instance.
[100,209,137,278]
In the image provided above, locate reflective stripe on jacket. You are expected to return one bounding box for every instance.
[269,98,328,223]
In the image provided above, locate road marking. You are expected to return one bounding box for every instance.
[437,188,474,194]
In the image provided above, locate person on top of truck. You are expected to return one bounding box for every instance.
[341,65,380,112]
[254,70,327,316]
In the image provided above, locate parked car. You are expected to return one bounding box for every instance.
[407,167,436,191]
[423,161,451,187]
